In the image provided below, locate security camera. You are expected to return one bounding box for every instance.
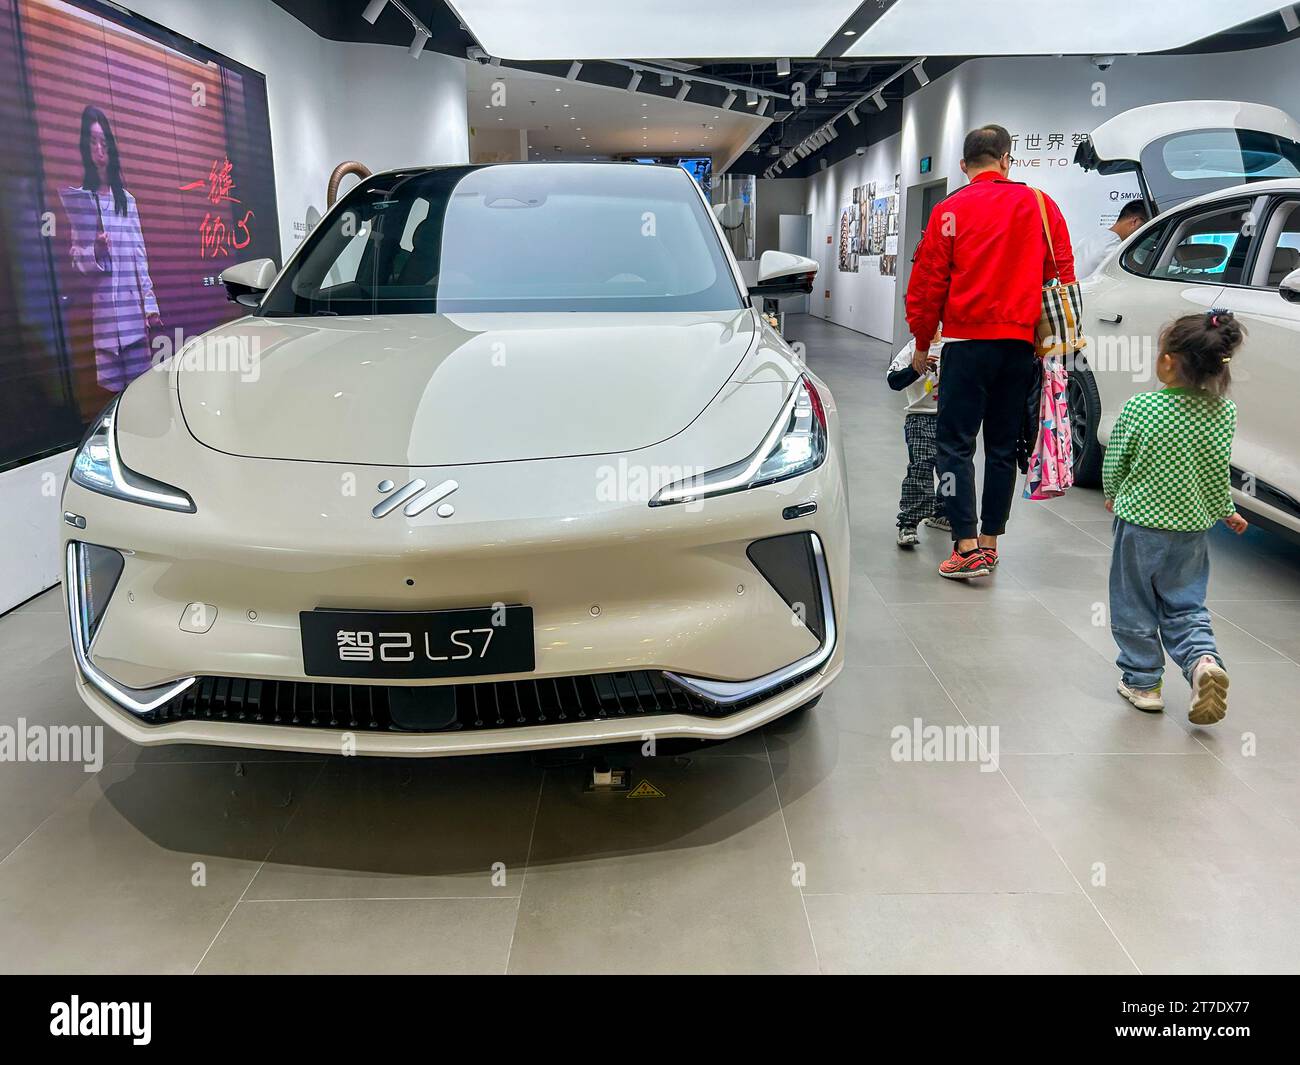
[1091,55,1116,71]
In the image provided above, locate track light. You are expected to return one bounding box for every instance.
[408,28,428,58]
[722,91,737,109]
[769,144,781,156]
[855,146,866,156]
[757,97,770,116]
[1284,6,1300,31]
[846,108,860,126]
[567,61,583,81]
[822,70,837,87]
[676,82,690,101]
[913,61,930,87]
[872,91,886,111]
[361,0,389,25]
[776,58,791,77]
[746,90,758,106]
[627,71,642,92]
[659,72,673,86]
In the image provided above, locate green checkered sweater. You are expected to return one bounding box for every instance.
[1102,388,1237,531]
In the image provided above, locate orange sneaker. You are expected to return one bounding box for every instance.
[939,548,991,580]
[982,547,999,568]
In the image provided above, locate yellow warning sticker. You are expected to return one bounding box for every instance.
[627,780,665,799]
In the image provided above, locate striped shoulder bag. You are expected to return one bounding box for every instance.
[1031,187,1086,358]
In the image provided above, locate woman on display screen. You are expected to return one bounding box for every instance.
[63,104,162,393]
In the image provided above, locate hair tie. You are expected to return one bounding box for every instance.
[1208,308,1234,329]
[1223,357,1232,364]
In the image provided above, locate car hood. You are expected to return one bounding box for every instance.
[177,310,758,466]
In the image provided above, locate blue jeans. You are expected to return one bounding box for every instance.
[1109,518,1222,690]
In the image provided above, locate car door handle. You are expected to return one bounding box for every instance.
[1098,312,1122,324]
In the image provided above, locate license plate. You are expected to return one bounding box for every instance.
[300,606,535,680]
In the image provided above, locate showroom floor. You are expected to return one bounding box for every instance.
[2,314,1299,974]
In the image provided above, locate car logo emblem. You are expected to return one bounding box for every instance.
[371,478,458,519]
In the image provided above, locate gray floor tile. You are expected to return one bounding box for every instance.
[196,897,517,974]
[507,754,818,973]
[805,891,1135,974]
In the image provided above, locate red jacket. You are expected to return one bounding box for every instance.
[905,171,1075,349]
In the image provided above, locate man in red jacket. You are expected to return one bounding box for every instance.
[905,124,1074,579]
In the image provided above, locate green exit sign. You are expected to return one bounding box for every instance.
[920,156,932,174]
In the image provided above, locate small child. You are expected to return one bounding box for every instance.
[887,339,949,546]
[1103,309,1248,725]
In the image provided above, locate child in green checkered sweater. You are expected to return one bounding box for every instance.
[1102,310,1248,726]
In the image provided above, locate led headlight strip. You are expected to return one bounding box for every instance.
[649,375,827,507]
[71,399,195,512]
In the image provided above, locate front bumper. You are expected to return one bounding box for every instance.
[62,446,848,755]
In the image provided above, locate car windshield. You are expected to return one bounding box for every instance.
[1141,128,1300,212]
[259,163,742,315]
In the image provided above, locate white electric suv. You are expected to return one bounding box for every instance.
[1072,101,1300,541]
[60,162,846,757]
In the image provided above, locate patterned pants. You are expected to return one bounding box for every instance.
[897,413,944,528]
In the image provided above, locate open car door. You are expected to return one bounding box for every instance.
[1075,100,1300,215]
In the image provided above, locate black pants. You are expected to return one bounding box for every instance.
[935,339,1037,542]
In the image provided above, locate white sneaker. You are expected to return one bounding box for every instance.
[1189,655,1229,726]
[922,515,951,531]
[897,526,920,547]
[1117,680,1164,713]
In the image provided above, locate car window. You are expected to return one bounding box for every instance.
[1141,129,1300,213]
[1148,202,1253,285]
[260,164,742,315]
[1250,199,1300,288]
[1120,221,1168,277]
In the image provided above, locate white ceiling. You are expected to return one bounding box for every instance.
[843,0,1292,56]
[466,63,769,170]
[450,0,861,60]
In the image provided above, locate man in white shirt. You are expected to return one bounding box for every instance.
[1073,200,1149,279]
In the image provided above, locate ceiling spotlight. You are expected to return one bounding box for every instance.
[768,144,780,156]
[746,90,758,106]
[659,72,673,86]
[872,91,886,111]
[775,58,791,77]
[1284,6,1300,31]
[819,158,828,170]
[846,108,860,126]
[627,71,642,92]
[676,82,691,101]
[855,146,866,156]
[773,161,783,175]
[722,91,737,110]
[567,61,582,80]
[913,61,930,87]
[822,70,837,87]
[408,29,429,58]
[361,0,389,25]
[825,124,838,140]
[757,98,770,116]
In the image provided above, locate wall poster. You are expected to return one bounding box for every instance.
[0,0,279,469]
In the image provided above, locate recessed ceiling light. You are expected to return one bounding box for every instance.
[843,29,856,35]
[563,103,570,108]
[554,87,562,92]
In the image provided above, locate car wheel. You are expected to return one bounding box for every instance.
[1069,361,1104,488]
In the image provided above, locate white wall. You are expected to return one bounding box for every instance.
[804,133,903,342]
[1,0,470,614]
[754,177,808,258]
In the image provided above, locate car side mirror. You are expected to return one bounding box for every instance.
[748,250,818,299]
[219,258,278,308]
[1280,267,1300,304]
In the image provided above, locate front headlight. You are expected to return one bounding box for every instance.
[650,374,827,507]
[70,399,195,512]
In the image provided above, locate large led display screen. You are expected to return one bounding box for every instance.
[0,0,279,469]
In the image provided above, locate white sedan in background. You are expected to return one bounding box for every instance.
[1072,101,1300,541]
[60,162,846,757]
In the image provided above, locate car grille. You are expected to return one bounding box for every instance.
[145,671,806,733]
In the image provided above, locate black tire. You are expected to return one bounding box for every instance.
[1069,361,1104,488]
